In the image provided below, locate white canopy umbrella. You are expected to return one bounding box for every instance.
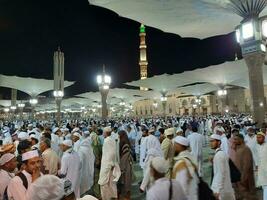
[177,83,220,96]
[0,74,75,97]
[90,0,267,38]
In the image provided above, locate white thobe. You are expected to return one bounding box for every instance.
[42,148,60,175]
[147,178,187,200]
[173,151,198,200]
[51,133,60,156]
[59,148,81,198]
[187,132,204,176]
[98,136,119,200]
[220,134,229,156]
[139,136,148,169]
[135,130,142,155]
[244,135,258,167]
[78,138,95,195]
[73,139,81,152]
[211,149,235,200]
[140,135,163,191]
[0,170,14,199]
[257,142,267,187]
[7,170,32,200]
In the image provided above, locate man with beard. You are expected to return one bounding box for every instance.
[233,134,256,200]
[7,150,41,200]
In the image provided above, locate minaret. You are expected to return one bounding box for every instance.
[139,24,148,91]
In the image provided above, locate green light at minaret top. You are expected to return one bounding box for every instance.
[140,24,145,33]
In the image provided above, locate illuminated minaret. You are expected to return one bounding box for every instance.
[139,24,148,90]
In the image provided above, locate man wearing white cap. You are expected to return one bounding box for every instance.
[147,157,187,200]
[72,132,82,152]
[187,126,204,177]
[59,139,81,198]
[172,136,198,200]
[98,127,120,200]
[0,153,16,199]
[244,126,258,168]
[77,132,95,195]
[215,126,229,156]
[210,134,235,200]
[51,127,61,156]
[7,150,41,200]
[256,132,267,200]
[140,126,163,192]
[161,128,175,178]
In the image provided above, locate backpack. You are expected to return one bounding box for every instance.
[3,172,28,200]
[183,157,216,200]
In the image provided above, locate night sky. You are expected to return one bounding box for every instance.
[0,0,240,99]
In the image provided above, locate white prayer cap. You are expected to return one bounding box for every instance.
[216,127,225,133]
[83,131,90,136]
[64,128,70,132]
[26,175,65,200]
[79,195,98,200]
[72,127,80,133]
[216,120,223,124]
[164,128,175,136]
[30,134,39,141]
[174,136,189,146]
[62,139,72,147]
[176,127,183,133]
[28,124,33,127]
[18,132,29,140]
[22,150,39,161]
[210,134,221,141]
[73,132,81,138]
[246,126,254,130]
[148,127,155,133]
[103,126,112,133]
[151,157,169,174]
[0,153,15,166]
[52,127,59,134]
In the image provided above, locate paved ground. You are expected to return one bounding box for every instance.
[131,144,263,200]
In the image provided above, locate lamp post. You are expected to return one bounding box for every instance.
[217,89,227,115]
[53,90,64,123]
[18,103,25,120]
[160,95,167,119]
[53,47,65,124]
[97,65,111,120]
[233,0,267,126]
[30,98,38,119]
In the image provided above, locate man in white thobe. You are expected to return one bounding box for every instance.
[172,136,198,200]
[59,139,81,198]
[0,153,16,199]
[187,126,204,177]
[78,132,95,195]
[7,150,41,200]
[140,127,163,192]
[210,134,235,200]
[98,127,120,200]
[244,127,258,168]
[72,132,82,152]
[147,157,187,200]
[256,132,267,200]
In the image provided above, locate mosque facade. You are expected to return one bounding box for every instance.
[133,86,267,116]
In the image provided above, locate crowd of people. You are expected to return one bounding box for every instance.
[0,115,266,200]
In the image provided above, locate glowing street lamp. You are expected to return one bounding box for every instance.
[30,98,38,105]
[233,0,267,126]
[217,89,227,96]
[97,65,111,119]
[10,106,16,110]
